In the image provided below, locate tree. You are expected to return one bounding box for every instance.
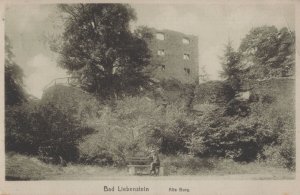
[5,36,26,106]
[53,4,153,98]
[239,26,295,79]
[220,41,249,116]
[220,41,243,93]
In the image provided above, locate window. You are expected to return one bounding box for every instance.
[182,38,190,44]
[156,32,165,40]
[184,68,190,75]
[157,49,165,56]
[161,65,166,71]
[183,53,190,60]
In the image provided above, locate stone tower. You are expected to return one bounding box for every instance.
[148,28,199,84]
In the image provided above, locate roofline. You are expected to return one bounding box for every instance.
[149,27,198,38]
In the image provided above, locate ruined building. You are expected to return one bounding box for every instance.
[148,29,199,84]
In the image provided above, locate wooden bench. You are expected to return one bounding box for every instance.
[126,156,164,176]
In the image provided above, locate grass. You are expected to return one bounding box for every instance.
[6,153,294,180]
[5,152,61,180]
[5,152,128,180]
[159,155,294,179]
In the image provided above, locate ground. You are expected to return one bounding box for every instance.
[6,153,294,181]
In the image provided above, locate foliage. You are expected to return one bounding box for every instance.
[239,26,295,79]
[262,129,295,171]
[220,41,243,92]
[5,36,27,106]
[78,95,196,165]
[53,4,153,98]
[78,81,295,165]
[5,101,94,163]
[224,99,251,116]
[78,96,161,165]
[194,81,235,104]
[219,41,250,117]
[185,106,279,162]
[41,85,103,121]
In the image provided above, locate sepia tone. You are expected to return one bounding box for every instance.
[148,28,199,84]
[1,2,299,195]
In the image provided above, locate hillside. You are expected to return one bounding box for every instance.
[6,77,295,180]
[42,78,295,127]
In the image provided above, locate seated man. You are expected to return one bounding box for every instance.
[149,149,160,175]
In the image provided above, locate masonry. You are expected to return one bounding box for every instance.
[148,28,199,84]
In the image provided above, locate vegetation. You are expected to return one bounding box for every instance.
[5,36,27,106]
[5,3,295,180]
[5,101,94,163]
[6,152,294,180]
[220,41,243,93]
[52,4,154,98]
[239,26,295,79]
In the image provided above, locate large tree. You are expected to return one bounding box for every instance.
[53,4,153,98]
[5,36,26,106]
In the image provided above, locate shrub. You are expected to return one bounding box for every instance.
[78,97,162,165]
[5,101,94,163]
[188,114,277,162]
[194,81,234,104]
[6,103,39,154]
[78,96,195,165]
[224,99,251,117]
[263,129,295,170]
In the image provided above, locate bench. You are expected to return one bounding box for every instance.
[126,156,164,176]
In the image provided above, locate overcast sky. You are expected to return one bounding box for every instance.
[5,3,295,98]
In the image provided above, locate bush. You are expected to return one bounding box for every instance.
[263,129,295,170]
[187,113,278,162]
[5,101,94,163]
[6,103,39,154]
[78,96,195,165]
[78,97,162,165]
[194,81,234,104]
[224,99,251,117]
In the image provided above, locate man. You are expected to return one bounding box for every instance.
[150,149,160,175]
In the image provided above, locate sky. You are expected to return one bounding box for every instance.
[5,3,295,98]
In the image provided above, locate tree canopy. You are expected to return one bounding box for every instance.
[220,26,295,83]
[239,26,295,79]
[5,36,26,106]
[53,4,153,98]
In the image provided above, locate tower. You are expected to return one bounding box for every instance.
[148,28,199,84]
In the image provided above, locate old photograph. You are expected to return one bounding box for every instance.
[2,1,297,192]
